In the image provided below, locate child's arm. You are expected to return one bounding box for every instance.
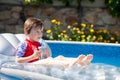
[15,50,40,63]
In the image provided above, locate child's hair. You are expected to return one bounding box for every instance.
[24,17,44,34]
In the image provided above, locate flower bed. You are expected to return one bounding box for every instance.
[46,19,120,43]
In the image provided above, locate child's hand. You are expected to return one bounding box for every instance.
[32,48,41,59]
[42,48,51,58]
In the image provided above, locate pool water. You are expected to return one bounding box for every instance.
[0,41,120,80]
[0,73,21,80]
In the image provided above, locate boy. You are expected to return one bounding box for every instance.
[15,17,50,63]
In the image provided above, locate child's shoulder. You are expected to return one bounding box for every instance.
[17,41,27,48]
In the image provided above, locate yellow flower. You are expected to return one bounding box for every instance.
[76,28,80,31]
[46,30,51,34]
[93,36,96,39]
[25,0,31,3]
[51,19,56,23]
[90,29,94,33]
[67,25,71,29]
[63,34,67,37]
[56,21,61,25]
[90,24,94,27]
[73,27,76,30]
[110,37,115,40]
[81,35,85,38]
[87,35,91,38]
[58,35,61,37]
[80,31,84,34]
[104,40,108,43]
[69,38,72,41]
[60,33,64,36]
[87,35,91,40]
[103,29,107,33]
[81,39,85,42]
[98,35,103,40]
[115,41,119,44]
[77,30,80,33]
[81,23,86,27]
[63,30,66,33]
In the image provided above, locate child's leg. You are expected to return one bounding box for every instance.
[54,55,67,60]
[54,54,85,61]
[32,55,85,67]
[33,57,54,64]
[33,54,93,68]
[33,57,72,67]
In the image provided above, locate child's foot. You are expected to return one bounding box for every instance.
[81,54,93,66]
[69,54,86,67]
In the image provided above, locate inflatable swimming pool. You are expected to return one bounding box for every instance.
[0,33,120,80]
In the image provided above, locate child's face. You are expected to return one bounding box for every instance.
[27,27,43,42]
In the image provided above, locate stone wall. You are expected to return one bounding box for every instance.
[0,0,120,36]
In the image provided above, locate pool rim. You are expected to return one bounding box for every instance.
[45,40,120,47]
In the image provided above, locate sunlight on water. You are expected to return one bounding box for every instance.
[0,62,120,80]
